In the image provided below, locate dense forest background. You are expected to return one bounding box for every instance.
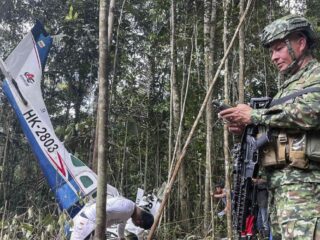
[0,0,320,239]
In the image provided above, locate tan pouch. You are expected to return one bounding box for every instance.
[261,131,286,167]
[261,142,278,167]
[306,131,320,162]
[288,133,309,169]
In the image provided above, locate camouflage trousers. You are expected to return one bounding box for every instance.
[269,182,320,239]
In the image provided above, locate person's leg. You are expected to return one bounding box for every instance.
[245,215,255,237]
[269,189,281,239]
[256,208,263,233]
[259,207,270,238]
[281,218,317,239]
[70,214,95,240]
[260,207,269,231]
[274,182,320,239]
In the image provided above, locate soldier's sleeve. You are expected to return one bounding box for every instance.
[251,90,320,129]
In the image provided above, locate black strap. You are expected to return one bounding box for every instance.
[80,211,88,219]
[269,87,320,107]
[11,79,28,106]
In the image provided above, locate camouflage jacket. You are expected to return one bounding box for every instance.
[251,59,320,188]
[251,59,320,129]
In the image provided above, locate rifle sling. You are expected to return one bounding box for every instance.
[269,87,320,107]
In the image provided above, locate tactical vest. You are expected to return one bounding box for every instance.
[261,87,320,169]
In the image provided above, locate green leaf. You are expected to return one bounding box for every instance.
[21,223,33,232]
[42,214,54,226]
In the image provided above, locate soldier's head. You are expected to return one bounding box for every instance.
[131,207,154,230]
[260,15,318,75]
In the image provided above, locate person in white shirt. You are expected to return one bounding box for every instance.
[70,196,154,240]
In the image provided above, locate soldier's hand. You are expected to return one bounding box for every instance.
[219,104,252,126]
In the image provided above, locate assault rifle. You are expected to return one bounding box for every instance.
[231,97,271,238]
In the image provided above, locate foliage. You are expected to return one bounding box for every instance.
[0,205,68,240]
[0,0,319,239]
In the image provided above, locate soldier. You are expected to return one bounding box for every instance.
[219,15,320,239]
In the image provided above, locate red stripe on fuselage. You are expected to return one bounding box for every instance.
[31,36,41,69]
[46,151,66,177]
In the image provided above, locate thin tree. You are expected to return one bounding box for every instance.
[239,0,245,104]
[169,0,190,231]
[168,0,178,182]
[209,0,217,238]
[94,0,111,238]
[203,0,215,233]
[120,116,129,193]
[222,0,233,238]
[0,112,10,201]
[166,0,176,229]
[93,0,116,173]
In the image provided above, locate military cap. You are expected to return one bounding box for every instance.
[260,15,318,48]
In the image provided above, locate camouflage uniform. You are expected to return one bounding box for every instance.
[250,15,320,239]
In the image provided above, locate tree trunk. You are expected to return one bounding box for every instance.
[120,121,128,194]
[203,0,212,233]
[206,0,218,237]
[169,0,189,231]
[222,0,233,239]
[0,117,10,201]
[167,0,174,226]
[110,0,125,109]
[239,0,245,104]
[93,0,115,172]
[144,130,149,191]
[94,0,112,238]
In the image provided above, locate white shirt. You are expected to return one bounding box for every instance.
[70,196,136,240]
